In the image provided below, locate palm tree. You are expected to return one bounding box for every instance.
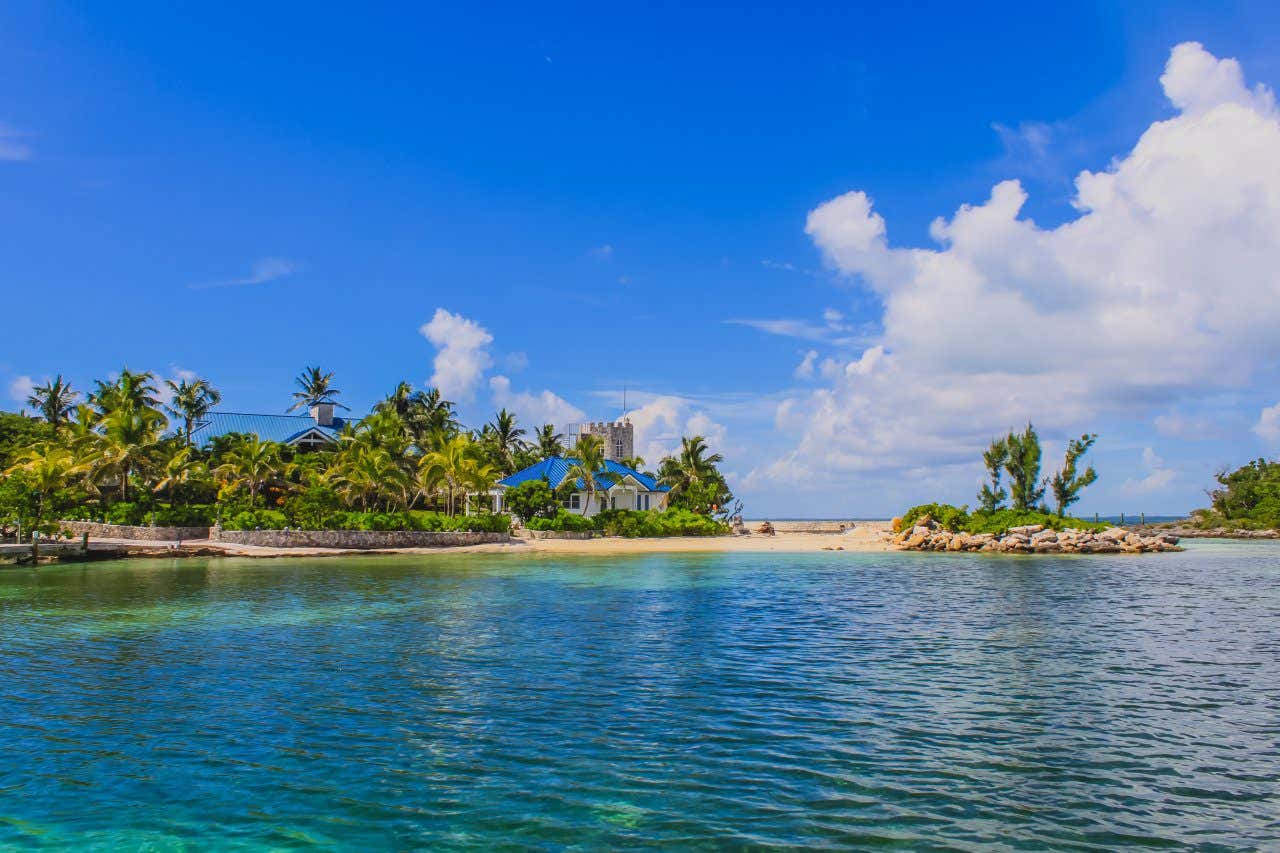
[214,436,284,507]
[6,444,86,525]
[329,445,412,510]
[89,368,160,415]
[485,408,527,473]
[27,375,78,429]
[153,444,206,506]
[417,434,495,516]
[619,455,647,473]
[562,434,620,515]
[289,366,348,412]
[660,436,723,493]
[164,377,222,444]
[534,424,565,459]
[419,387,460,443]
[90,406,166,502]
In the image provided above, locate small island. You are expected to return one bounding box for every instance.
[890,425,1181,554]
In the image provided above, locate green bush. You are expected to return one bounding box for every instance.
[223,509,289,530]
[593,508,730,537]
[503,479,560,523]
[899,503,1107,535]
[217,502,511,534]
[527,510,596,532]
[899,503,971,532]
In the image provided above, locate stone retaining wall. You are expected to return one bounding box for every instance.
[210,529,510,549]
[522,530,598,540]
[58,520,211,542]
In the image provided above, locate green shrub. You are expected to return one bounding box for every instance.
[587,508,730,537]
[899,503,1107,535]
[504,479,560,522]
[527,510,596,532]
[900,503,971,532]
[223,509,288,530]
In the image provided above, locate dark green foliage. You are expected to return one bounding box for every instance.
[280,487,342,529]
[900,503,1107,534]
[526,508,730,536]
[977,438,1009,512]
[0,412,53,468]
[1050,434,1098,517]
[1004,424,1046,511]
[593,508,730,537]
[60,502,215,526]
[526,510,597,532]
[1196,458,1280,529]
[224,509,289,530]
[503,478,560,522]
[0,470,41,537]
[899,502,971,532]
[218,502,510,533]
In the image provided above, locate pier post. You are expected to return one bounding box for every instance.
[81,532,89,555]
[1140,512,1145,525]
[1121,512,1126,525]
[31,531,39,565]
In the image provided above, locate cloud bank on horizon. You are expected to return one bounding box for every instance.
[743,42,1280,498]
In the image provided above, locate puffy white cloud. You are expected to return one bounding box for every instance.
[1122,447,1177,495]
[757,42,1280,492]
[420,308,493,400]
[1154,411,1219,440]
[1254,403,1280,443]
[625,395,728,465]
[8,375,35,404]
[489,375,584,427]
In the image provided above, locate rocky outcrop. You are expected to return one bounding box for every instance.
[893,520,1181,554]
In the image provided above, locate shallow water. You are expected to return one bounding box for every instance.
[1,541,1278,849]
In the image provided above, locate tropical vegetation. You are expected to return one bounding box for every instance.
[899,423,1103,535]
[1189,458,1280,530]
[0,365,734,540]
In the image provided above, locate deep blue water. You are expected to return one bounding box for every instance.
[1,541,1278,850]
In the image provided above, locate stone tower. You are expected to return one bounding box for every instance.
[568,419,634,461]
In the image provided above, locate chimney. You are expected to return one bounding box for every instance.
[310,402,335,426]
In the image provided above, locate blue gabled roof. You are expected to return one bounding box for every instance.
[497,456,670,492]
[190,411,350,446]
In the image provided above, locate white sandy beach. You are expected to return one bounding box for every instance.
[66,522,896,560]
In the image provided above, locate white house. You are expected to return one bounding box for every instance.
[488,456,670,517]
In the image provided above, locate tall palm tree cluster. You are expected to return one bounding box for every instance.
[2,365,732,530]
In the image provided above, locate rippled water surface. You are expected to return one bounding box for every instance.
[2,541,1279,850]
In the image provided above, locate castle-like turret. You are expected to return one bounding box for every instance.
[565,419,634,461]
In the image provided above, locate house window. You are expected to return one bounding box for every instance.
[611,496,617,510]
[562,493,581,510]
[615,439,624,458]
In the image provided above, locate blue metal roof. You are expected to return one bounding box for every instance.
[190,411,350,446]
[497,456,669,492]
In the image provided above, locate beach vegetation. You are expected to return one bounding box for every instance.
[1192,458,1280,529]
[0,365,731,537]
[503,478,561,523]
[899,503,1108,535]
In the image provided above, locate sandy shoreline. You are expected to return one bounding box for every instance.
[20,523,896,562]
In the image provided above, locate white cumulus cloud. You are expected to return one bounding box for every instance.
[420,309,493,400]
[489,375,584,427]
[625,395,728,466]
[1254,403,1280,443]
[8,375,35,404]
[756,42,1280,492]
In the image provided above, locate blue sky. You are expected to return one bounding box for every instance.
[4,1,1280,517]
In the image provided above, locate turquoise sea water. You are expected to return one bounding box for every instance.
[1,541,1278,850]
